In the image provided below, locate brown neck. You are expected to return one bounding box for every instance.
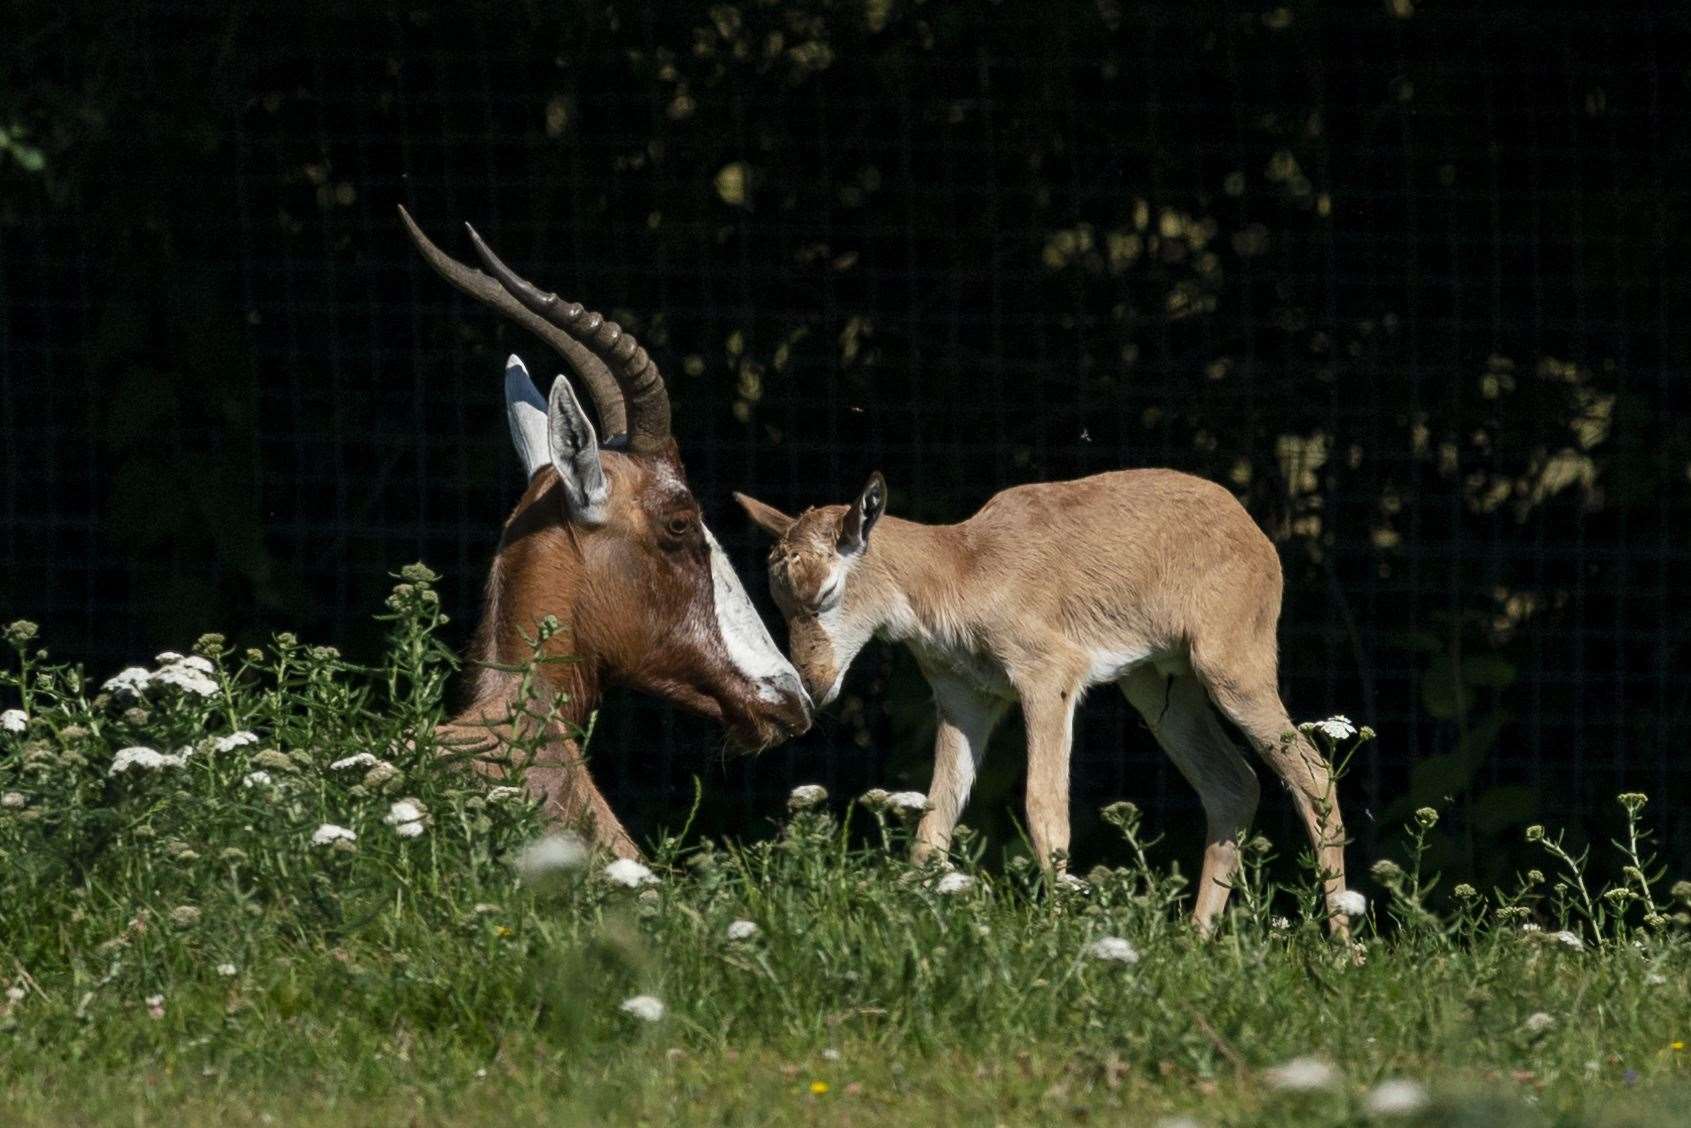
[465,489,604,732]
[859,516,973,640]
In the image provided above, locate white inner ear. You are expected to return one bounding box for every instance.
[704,525,802,701]
[503,355,551,479]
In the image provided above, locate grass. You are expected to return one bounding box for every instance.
[1,568,1688,1126]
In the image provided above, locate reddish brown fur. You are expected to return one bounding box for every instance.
[439,445,810,858]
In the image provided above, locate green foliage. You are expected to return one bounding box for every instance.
[2,583,1690,1124]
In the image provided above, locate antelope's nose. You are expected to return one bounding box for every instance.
[763,671,814,737]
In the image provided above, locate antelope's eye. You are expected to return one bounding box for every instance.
[665,515,693,538]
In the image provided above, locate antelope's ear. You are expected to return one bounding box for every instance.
[837,471,886,556]
[733,492,796,539]
[536,364,610,525]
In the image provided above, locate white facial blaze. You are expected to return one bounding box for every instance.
[703,526,804,702]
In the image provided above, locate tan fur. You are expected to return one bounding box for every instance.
[739,468,1350,934]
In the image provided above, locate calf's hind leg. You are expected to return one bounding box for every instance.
[1190,645,1349,924]
[1119,666,1260,933]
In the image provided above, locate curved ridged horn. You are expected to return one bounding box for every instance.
[463,224,672,455]
[397,205,628,439]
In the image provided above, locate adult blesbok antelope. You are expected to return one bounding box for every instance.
[736,469,1350,933]
[399,207,812,858]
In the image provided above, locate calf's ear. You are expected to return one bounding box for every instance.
[837,471,886,556]
[734,492,797,539]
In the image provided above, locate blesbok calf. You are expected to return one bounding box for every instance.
[400,207,811,857]
[736,469,1350,932]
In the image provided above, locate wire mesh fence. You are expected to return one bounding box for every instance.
[2,1,1687,873]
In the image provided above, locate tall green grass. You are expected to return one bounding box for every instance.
[1,569,1687,1126]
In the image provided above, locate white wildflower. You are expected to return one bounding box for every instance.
[212,731,259,753]
[1308,715,1357,741]
[934,872,975,895]
[5,986,24,1003]
[1,792,25,809]
[1055,872,1089,893]
[726,919,760,941]
[1085,936,1140,964]
[383,799,427,838]
[151,663,218,697]
[310,823,356,847]
[1271,915,1292,931]
[110,746,184,775]
[1154,1119,1203,1128]
[103,667,153,696]
[215,963,238,977]
[1519,922,1542,933]
[329,752,379,771]
[787,783,828,812]
[0,709,26,734]
[619,994,665,1022]
[1364,1078,1430,1116]
[154,651,185,664]
[1329,889,1368,917]
[176,655,215,674]
[1645,970,1668,987]
[1552,929,1584,951]
[884,790,929,815]
[515,833,589,884]
[1523,1011,1555,1034]
[487,785,525,802]
[603,857,657,888]
[821,1047,842,1062]
[145,993,165,1019]
[1264,1055,1341,1092]
[241,771,273,789]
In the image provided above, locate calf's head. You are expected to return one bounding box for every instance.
[734,473,887,707]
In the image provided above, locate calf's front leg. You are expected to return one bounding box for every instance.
[911,672,1008,865]
[1015,673,1083,871]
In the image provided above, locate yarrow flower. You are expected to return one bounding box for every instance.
[1523,1011,1555,1035]
[515,833,589,885]
[619,994,665,1022]
[0,709,26,734]
[216,963,238,978]
[329,752,379,771]
[884,791,929,815]
[1329,889,1368,918]
[102,667,152,696]
[145,994,166,1020]
[212,731,259,753]
[1,792,25,809]
[241,771,274,789]
[487,785,525,803]
[151,658,218,697]
[934,872,975,895]
[726,919,760,941]
[1302,715,1357,742]
[1264,1056,1341,1092]
[603,858,658,888]
[110,746,184,775]
[787,783,828,812]
[1552,929,1584,951]
[1363,1078,1430,1116]
[383,799,427,838]
[5,986,24,1003]
[1084,936,1140,964]
[310,823,356,847]
[169,905,201,928]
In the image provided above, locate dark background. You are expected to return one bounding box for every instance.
[3,1,1688,883]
